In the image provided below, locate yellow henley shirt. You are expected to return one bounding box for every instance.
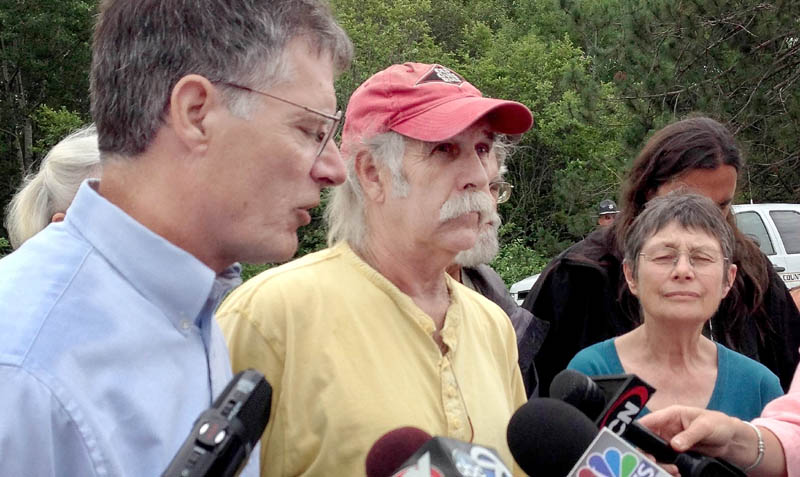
[217,242,526,476]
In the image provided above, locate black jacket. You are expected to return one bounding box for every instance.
[522,226,800,395]
[463,264,549,397]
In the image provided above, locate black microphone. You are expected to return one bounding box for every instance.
[365,427,432,477]
[507,397,599,476]
[379,430,513,477]
[508,397,677,476]
[550,369,745,476]
[162,369,272,477]
[550,369,655,433]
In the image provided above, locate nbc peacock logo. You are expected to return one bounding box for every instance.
[576,448,660,477]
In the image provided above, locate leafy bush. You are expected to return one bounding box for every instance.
[31,105,86,158]
[240,263,272,282]
[0,237,11,258]
[491,237,549,287]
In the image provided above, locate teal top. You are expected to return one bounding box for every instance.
[567,338,784,421]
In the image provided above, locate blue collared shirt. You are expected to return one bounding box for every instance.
[0,181,257,476]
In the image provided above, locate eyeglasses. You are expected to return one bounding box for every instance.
[639,249,727,272]
[215,81,342,158]
[489,181,513,204]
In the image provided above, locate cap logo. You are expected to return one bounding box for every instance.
[416,65,464,86]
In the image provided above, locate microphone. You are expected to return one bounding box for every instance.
[550,369,655,434]
[162,369,272,477]
[366,427,432,477]
[507,398,598,476]
[507,398,672,477]
[375,428,512,477]
[550,369,746,476]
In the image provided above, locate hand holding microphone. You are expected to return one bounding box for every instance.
[549,369,746,476]
[638,406,782,477]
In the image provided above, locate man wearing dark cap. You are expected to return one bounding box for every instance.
[596,199,620,227]
[218,63,532,476]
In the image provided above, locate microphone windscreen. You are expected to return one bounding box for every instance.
[365,427,432,477]
[549,369,606,420]
[507,398,598,476]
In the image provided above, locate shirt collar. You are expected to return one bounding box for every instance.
[66,180,219,330]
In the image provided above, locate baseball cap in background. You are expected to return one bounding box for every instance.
[597,199,620,215]
[340,63,533,157]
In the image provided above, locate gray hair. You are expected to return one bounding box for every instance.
[5,125,100,248]
[91,0,353,157]
[326,132,408,250]
[623,192,735,281]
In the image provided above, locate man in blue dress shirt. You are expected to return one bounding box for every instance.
[0,0,352,475]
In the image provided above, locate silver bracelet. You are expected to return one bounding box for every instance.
[742,421,764,472]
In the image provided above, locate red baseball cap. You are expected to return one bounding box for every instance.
[340,63,533,157]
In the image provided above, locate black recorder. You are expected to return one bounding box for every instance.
[162,369,272,477]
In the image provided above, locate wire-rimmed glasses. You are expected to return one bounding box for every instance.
[489,181,513,204]
[639,249,727,273]
[215,81,342,158]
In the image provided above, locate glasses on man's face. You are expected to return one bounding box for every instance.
[639,248,727,273]
[216,81,342,158]
[489,181,513,204]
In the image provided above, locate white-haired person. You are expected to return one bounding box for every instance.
[5,125,100,249]
[218,62,534,476]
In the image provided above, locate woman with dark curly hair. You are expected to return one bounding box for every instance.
[522,116,800,395]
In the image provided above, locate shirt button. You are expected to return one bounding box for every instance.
[181,320,191,330]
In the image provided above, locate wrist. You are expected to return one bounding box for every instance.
[741,421,764,473]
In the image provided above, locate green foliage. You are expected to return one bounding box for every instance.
[562,0,800,203]
[240,263,272,282]
[453,28,633,256]
[491,236,549,286]
[1,0,95,236]
[31,105,85,157]
[333,0,448,109]
[4,0,798,287]
[0,236,11,257]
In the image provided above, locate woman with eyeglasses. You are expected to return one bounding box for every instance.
[568,193,783,421]
[524,116,800,397]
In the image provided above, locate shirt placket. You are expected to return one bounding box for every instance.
[440,355,471,442]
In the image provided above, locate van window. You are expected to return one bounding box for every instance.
[770,210,800,254]
[735,211,775,255]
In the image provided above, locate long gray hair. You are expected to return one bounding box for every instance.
[326,132,408,251]
[5,125,100,248]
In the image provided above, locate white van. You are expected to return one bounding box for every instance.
[733,203,800,289]
[509,273,539,305]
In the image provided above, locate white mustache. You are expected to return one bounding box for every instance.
[439,191,494,224]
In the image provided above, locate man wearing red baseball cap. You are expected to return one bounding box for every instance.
[218,63,533,476]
